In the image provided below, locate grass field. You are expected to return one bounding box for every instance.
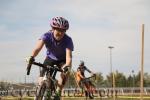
[1,96,150,100]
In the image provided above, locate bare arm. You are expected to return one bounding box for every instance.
[31,39,44,57]
[86,67,94,74]
[77,70,84,79]
[65,48,72,67]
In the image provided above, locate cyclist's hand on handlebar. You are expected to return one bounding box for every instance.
[92,73,96,76]
[26,56,35,75]
[92,73,96,79]
[62,66,70,73]
[26,56,35,64]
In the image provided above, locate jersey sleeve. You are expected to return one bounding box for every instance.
[66,37,74,51]
[39,32,52,46]
[84,66,91,73]
[39,33,47,43]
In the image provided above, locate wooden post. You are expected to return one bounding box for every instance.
[140,24,144,100]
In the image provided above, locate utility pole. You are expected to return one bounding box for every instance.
[108,46,114,87]
[140,24,144,100]
[108,46,115,100]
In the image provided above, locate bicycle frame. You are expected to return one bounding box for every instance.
[79,75,96,98]
[27,61,63,100]
[81,75,96,84]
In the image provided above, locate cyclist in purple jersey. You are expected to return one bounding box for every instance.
[28,16,74,96]
[40,31,73,61]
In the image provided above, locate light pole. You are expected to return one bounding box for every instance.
[108,46,114,87]
[132,70,135,100]
[132,70,135,88]
[108,46,115,100]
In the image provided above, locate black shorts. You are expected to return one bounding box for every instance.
[40,57,65,77]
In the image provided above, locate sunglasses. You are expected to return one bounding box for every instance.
[54,28,66,33]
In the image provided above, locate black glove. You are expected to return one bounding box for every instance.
[63,66,69,73]
[92,73,96,79]
[28,56,35,64]
[93,73,96,76]
[26,56,35,75]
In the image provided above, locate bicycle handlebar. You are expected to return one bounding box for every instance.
[26,61,63,75]
[83,74,96,80]
[26,62,32,75]
[80,74,96,84]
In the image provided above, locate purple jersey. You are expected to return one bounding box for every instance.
[40,31,74,61]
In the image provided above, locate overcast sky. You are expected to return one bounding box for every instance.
[0,0,150,83]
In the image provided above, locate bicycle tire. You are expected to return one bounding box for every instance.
[45,79,54,99]
[34,83,46,100]
[54,96,60,100]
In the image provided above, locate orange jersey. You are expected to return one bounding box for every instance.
[76,71,83,82]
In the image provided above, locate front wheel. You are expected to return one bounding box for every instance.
[34,83,46,100]
[54,95,60,100]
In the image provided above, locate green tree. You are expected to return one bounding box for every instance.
[106,72,113,87]
[93,72,104,87]
[126,75,133,87]
[126,71,150,87]
[144,72,150,87]
[115,70,127,87]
